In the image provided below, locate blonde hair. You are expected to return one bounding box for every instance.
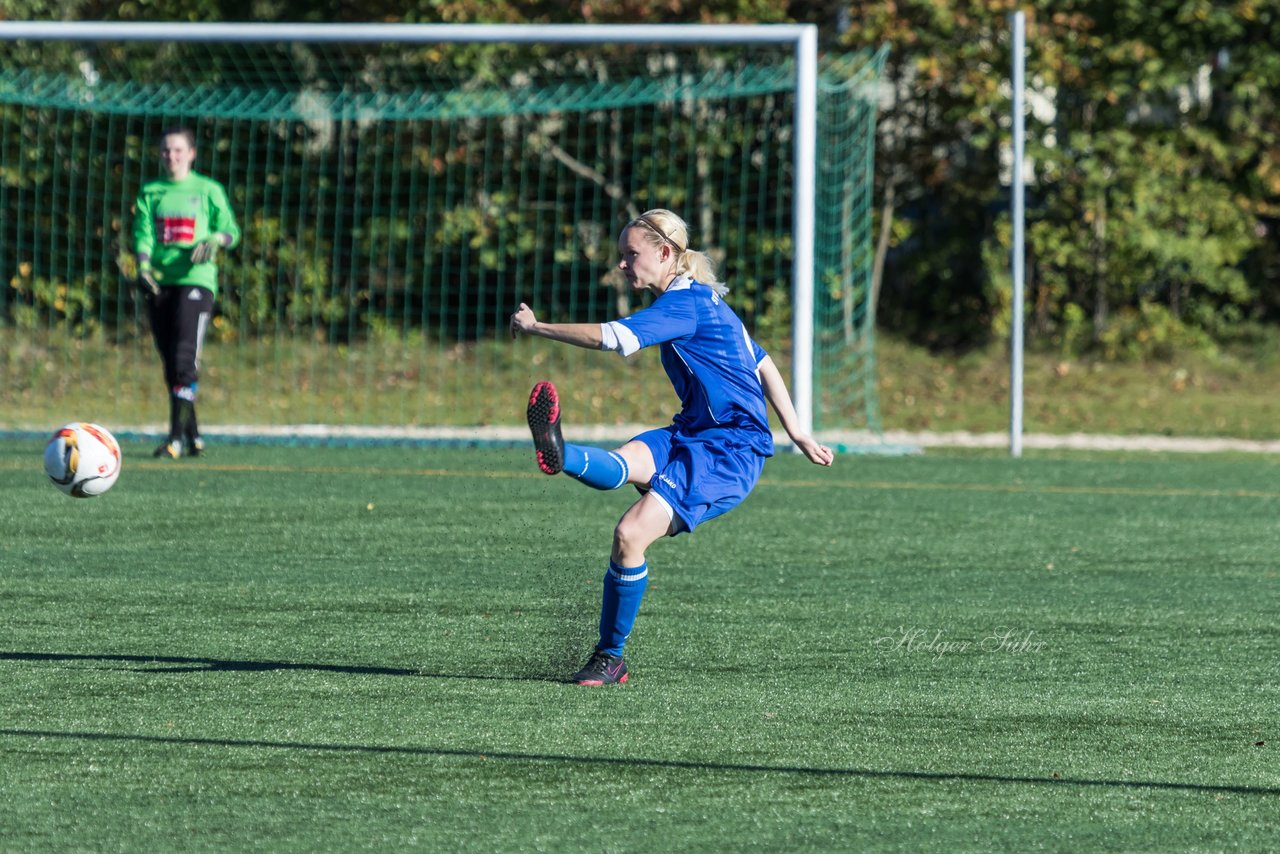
[625,208,727,296]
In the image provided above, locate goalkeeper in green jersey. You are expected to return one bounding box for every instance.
[133,126,241,459]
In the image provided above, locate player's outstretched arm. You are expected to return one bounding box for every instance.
[757,355,835,467]
[510,302,604,350]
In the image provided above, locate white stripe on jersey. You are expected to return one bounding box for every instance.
[743,323,763,384]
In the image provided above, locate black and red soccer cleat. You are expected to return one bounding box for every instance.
[153,438,183,459]
[571,649,629,686]
[526,381,565,475]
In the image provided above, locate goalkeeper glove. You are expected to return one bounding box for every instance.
[137,259,160,297]
[190,234,227,264]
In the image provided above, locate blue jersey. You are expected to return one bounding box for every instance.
[605,277,773,456]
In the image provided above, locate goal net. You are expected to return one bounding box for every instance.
[0,23,886,442]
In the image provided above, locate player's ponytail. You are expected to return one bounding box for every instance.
[628,209,728,296]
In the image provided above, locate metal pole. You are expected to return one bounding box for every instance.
[792,25,818,438]
[1010,11,1026,458]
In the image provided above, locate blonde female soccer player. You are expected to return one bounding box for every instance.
[510,208,833,685]
[133,126,240,459]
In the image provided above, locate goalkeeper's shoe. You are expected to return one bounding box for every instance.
[571,649,629,686]
[526,381,565,475]
[153,438,183,459]
[187,435,206,457]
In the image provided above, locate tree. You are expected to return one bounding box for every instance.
[838,0,1279,355]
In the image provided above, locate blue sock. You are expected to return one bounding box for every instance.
[598,561,649,656]
[563,444,629,490]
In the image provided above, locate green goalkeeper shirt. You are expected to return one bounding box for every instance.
[133,171,241,297]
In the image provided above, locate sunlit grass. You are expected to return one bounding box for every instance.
[4,327,1280,438]
[1,443,1276,849]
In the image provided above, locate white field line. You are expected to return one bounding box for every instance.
[55,423,1280,455]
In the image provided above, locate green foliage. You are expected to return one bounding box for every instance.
[6,270,99,337]
[218,212,343,340]
[841,0,1280,354]
[1021,126,1257,357]
[1092,301,1219,361]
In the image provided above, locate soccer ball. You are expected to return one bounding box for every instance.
[43,422,122,498]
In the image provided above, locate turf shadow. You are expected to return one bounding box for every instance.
[0,650,563,683]
[0,726,1276,798]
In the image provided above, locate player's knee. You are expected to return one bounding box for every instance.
[613,511,668,560]
[611,519,636,556]
[612,517,651,559]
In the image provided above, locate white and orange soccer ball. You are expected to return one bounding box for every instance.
[43,422,122,498]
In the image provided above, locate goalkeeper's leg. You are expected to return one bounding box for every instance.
[147,290,185,459]
[170,286,214,456]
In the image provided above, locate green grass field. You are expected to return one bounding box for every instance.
[1,440,1277,850]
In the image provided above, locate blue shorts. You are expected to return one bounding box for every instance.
[632,426,766,534]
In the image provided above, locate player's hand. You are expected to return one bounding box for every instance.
[190,235,224,264]
[793,434,835,467]
[510,303,538,338]
[136,261,160,298]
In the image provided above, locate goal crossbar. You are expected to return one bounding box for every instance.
[0,21,815,45]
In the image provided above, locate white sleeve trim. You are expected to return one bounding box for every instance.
[602,320,642,357]
[599,322,618,351]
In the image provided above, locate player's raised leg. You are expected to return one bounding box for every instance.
[526,381,643,489]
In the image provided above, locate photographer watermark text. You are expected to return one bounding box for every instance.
[874,627,1047,662]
